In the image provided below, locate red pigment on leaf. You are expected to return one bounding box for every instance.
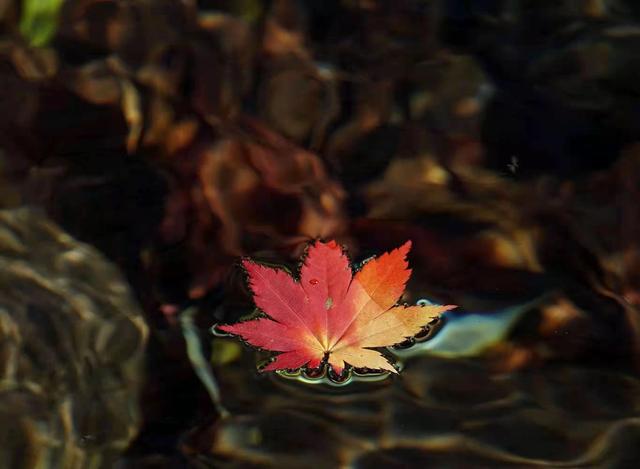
[220,240,456,373]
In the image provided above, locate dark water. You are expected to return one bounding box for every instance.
[1,1,640,468]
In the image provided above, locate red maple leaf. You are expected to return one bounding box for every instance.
[220,240,456,373]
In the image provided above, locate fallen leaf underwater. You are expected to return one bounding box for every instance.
[220,240,456,374]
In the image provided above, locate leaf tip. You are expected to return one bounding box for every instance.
[399,240,412,255]
[311,238,343,253]
[217,323,233,334]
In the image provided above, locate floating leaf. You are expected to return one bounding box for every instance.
[220,240,456,374]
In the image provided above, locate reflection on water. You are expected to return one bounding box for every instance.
[185,354,640,468]
[393,297,546,359]
[186,294,639,467]
[1,0,640,468]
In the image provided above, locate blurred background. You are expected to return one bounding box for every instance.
[1,0,640,467]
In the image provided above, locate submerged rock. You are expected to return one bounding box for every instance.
[0,209,147,468]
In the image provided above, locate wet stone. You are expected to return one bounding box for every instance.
[0,209,148,468]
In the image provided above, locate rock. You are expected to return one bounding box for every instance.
[0,208,147,468]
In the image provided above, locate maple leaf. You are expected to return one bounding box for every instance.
[219,240,456,374]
